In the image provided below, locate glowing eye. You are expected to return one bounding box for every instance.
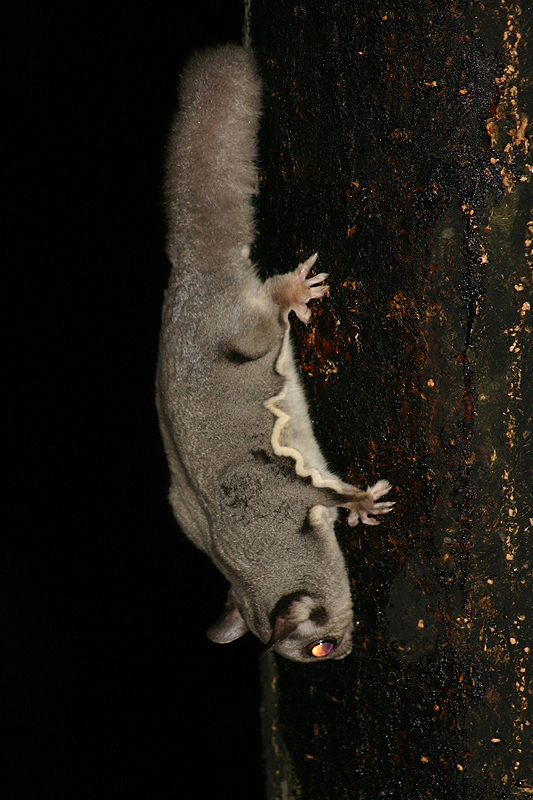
[310,640,335,658]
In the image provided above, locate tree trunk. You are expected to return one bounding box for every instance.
[247,1,533,798]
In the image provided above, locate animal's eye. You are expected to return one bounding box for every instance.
[309,639,335,658]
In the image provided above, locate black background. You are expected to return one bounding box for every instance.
[5,2,265,797]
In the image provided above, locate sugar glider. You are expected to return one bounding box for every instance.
[156,44,393,662]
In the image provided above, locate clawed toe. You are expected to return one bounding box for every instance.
[306,271,329,286]
[358,513,380,526]
[298,252,318,279]
[368,479,392,499]
[308,284,328,300]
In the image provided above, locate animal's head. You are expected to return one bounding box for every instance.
[268,591,353,661]
[207,588,353,662]
[206,505,353,662]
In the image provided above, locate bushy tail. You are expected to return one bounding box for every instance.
[164,45,262,271]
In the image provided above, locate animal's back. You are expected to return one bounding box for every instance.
[157,45,285,550]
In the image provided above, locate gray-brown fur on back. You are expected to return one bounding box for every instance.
[157,45,281,547]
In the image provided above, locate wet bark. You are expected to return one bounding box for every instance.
[247,2,533,798]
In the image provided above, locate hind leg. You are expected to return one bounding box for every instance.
[267,253,328,323]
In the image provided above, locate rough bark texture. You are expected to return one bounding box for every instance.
[247,1,533,798]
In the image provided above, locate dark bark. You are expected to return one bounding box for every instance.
[248,1,533,798]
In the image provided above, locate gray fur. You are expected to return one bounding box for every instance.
[156,45,393,662]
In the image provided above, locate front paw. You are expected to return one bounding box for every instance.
[345,479,394,526]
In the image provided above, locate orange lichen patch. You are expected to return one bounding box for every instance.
[486,5,532,191]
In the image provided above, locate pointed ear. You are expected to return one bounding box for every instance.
[265,613,300,652]
[206,605,250,644]
[265,592,314,652]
